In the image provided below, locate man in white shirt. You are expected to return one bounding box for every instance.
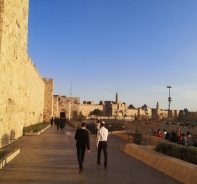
[162,129,167,139]
[96,121,108,170]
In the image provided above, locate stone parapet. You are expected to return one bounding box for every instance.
[122,143,197,184]
[0,149,20,169]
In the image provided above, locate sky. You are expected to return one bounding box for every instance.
[28,0,197,111]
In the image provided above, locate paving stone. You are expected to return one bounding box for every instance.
[0,124,181,184]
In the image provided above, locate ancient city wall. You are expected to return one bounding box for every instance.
[53,96,81,119]
[53,95,60,118]
[158,109,168,119]
[43,78,53,122]
[0,0,46,140]
[78,104,103,117]
[126,109,138,118]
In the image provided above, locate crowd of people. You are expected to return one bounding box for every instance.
[152,128,194,146]
[50,117,67,131]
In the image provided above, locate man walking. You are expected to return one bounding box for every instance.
[96,121,108,170]
[75,122,90,173]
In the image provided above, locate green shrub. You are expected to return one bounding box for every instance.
[155,142,179,154]
[169,146,197,164]
[155,142,197,165]
[23,122,50,132]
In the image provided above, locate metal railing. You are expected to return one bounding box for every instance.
[0,139,18,159]
[126,132,153,146]
[124,121,161,146]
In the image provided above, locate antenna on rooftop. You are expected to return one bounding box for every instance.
[68,81,72,120]
[70,81,72,98]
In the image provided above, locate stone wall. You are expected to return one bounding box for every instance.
[126,108,138,118]
[78,104,103,117]
[0,0,48,141]
[158,109,168,119]
[43,78,53,122]
[53,96,81,119]
[53,95,60,118]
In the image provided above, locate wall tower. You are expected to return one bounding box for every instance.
[43,78,54,122]
[116,92,118,104]
[156,102,159,110]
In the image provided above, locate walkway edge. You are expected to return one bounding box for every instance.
[121,143,197,184]
[24,125,51,135]
[0,149,20,169]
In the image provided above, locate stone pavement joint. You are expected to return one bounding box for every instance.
[0,124,181,184]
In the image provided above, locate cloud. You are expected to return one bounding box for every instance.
[100,85,112,89]
[146,85,197,100]
[98,92,113,97]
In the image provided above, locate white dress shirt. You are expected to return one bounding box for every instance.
[96,126,108,147]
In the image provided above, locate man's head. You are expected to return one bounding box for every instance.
[100,121,105,127]
[81,122,86,128]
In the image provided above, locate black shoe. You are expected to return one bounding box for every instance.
[97,161,100,165]
[104,166,107,170]
[79,166,83,173]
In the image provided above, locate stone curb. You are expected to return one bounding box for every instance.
[0,149,20,169]
[24,125,51,135]
[109,130,126,135]
[121,143,197,184]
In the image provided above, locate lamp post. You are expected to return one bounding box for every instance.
[167,86,172,123]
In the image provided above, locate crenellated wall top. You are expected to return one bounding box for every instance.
[27,56,44,81]
[79,104,103,107]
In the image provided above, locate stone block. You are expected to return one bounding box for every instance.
[157,156,170,173]
[183,166,197,184]
[140,150,151,164]
[0,149,20,169]
[122,143,197,184]
[164,157,178,177]
[173,161,196,184]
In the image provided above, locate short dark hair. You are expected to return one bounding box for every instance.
[81,122,86,127]
[100,122,105,127]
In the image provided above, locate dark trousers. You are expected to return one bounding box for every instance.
[96,129,99,136]
[97,141,108,167]
[77,148,86,169]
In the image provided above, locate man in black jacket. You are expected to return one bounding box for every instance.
[74,122,90,173]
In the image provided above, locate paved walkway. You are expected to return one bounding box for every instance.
[0,124,181,184]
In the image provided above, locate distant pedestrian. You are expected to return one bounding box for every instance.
[74,122,90,173]
[56,118,60,131]
[186,131,193,146]
[156,129,162,138]
[171,130,178,142]
[60,117,64,131]
[162,129,167,139]
[95,119,100,136]
[165,130,171,140]
[182,133,188,146]
[50,117,54,126]
[96,121,108,170]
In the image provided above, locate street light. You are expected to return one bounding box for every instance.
[167,86,172,123]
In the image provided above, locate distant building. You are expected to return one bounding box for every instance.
[52,93,179,120]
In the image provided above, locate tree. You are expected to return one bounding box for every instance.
[72,111,85,121]
[91,109,103,116]
[141,104,148,110]
[128,104,135,109]
[184,108,189,114]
